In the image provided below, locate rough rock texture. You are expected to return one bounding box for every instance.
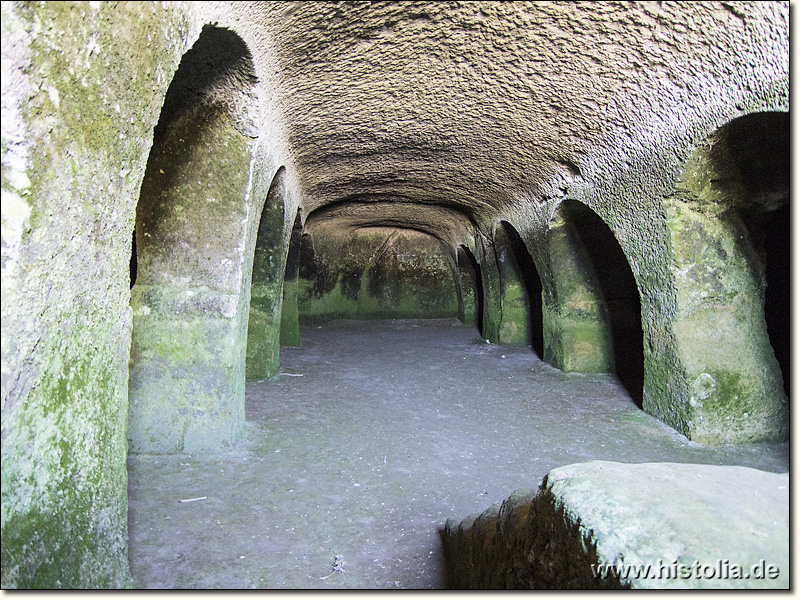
[128,25,256,453]
[1,1,293,587]
[0,2,192,587]
[263,0,788,442]
[298,226,458,323]
[247,169,288,380]
[0,0,789,589]
[443,461,789,589]
[664,112,789,443]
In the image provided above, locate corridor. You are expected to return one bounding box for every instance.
[127,319,788,589]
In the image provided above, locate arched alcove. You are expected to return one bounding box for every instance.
[247,168,287,379]
[128,25,258,453]
[726,112,790,398]
[666,111,789,442]
[497,222,544,358]
[456,245,484,335]
[547,201,644,407]
[280,210,304,347]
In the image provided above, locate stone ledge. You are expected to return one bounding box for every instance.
[443,461,789,589]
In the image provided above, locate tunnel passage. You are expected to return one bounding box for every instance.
[128,25,258,453]
[247,168,288,380]
[547,201,644,407]
[666,110,789,443]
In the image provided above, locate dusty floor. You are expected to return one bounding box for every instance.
[127,319,789,589]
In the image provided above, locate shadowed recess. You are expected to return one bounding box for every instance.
[558,202,644,408]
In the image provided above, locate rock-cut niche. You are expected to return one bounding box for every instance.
[128,25,258,453]
[549,201,644,407]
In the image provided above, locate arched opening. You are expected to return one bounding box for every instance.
[759,204,790,396]
[564,203,643,406]
[247,168,287,379]
[726,112,790,398]
[296,232,320,325]
[665,110,788,443]
[128,25,258,453]
[547,201,644,407]
[498,221,544,358]
[456,245,484,335]
[280,211,304,347]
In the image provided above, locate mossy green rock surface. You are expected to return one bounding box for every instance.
[444,461,788,589]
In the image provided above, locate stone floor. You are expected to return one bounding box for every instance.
[127,319,789,589]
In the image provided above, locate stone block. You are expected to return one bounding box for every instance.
[443,461,789,589]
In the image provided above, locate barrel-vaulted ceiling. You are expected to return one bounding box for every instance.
[243,1,787,241]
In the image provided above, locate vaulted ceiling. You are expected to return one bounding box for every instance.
[233,1,787,241]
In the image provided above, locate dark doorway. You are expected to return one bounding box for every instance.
[129,228,137,289]
[499,222,544,359]
[726,111,790,397]
[560,201,644,407]
[457,245,484,336]
[760,204,790,397]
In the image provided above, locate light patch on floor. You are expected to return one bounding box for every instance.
[127,319,788,589]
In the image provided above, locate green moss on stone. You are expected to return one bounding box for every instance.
[2,351,132,589]
[247,284,283,378]
[17,1,188,238]
[279,279,300,347]
[665,182,788,443]
[298,228,458,324]
[129,293,246,453]
[299,278,359,324]
[561,317,614,373]
[498,281,529,346]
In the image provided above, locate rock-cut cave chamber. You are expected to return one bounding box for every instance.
[1,1,790,589]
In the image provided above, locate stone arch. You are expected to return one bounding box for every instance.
[546,200,644,407]
[726,112,790,399]
[665,111,789,443]
[456,245,484,334]
[495,221,544,357]
[247,168,288,378]
[128,25,258,453]
[279,209,304,347]
[474,233,503,343]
